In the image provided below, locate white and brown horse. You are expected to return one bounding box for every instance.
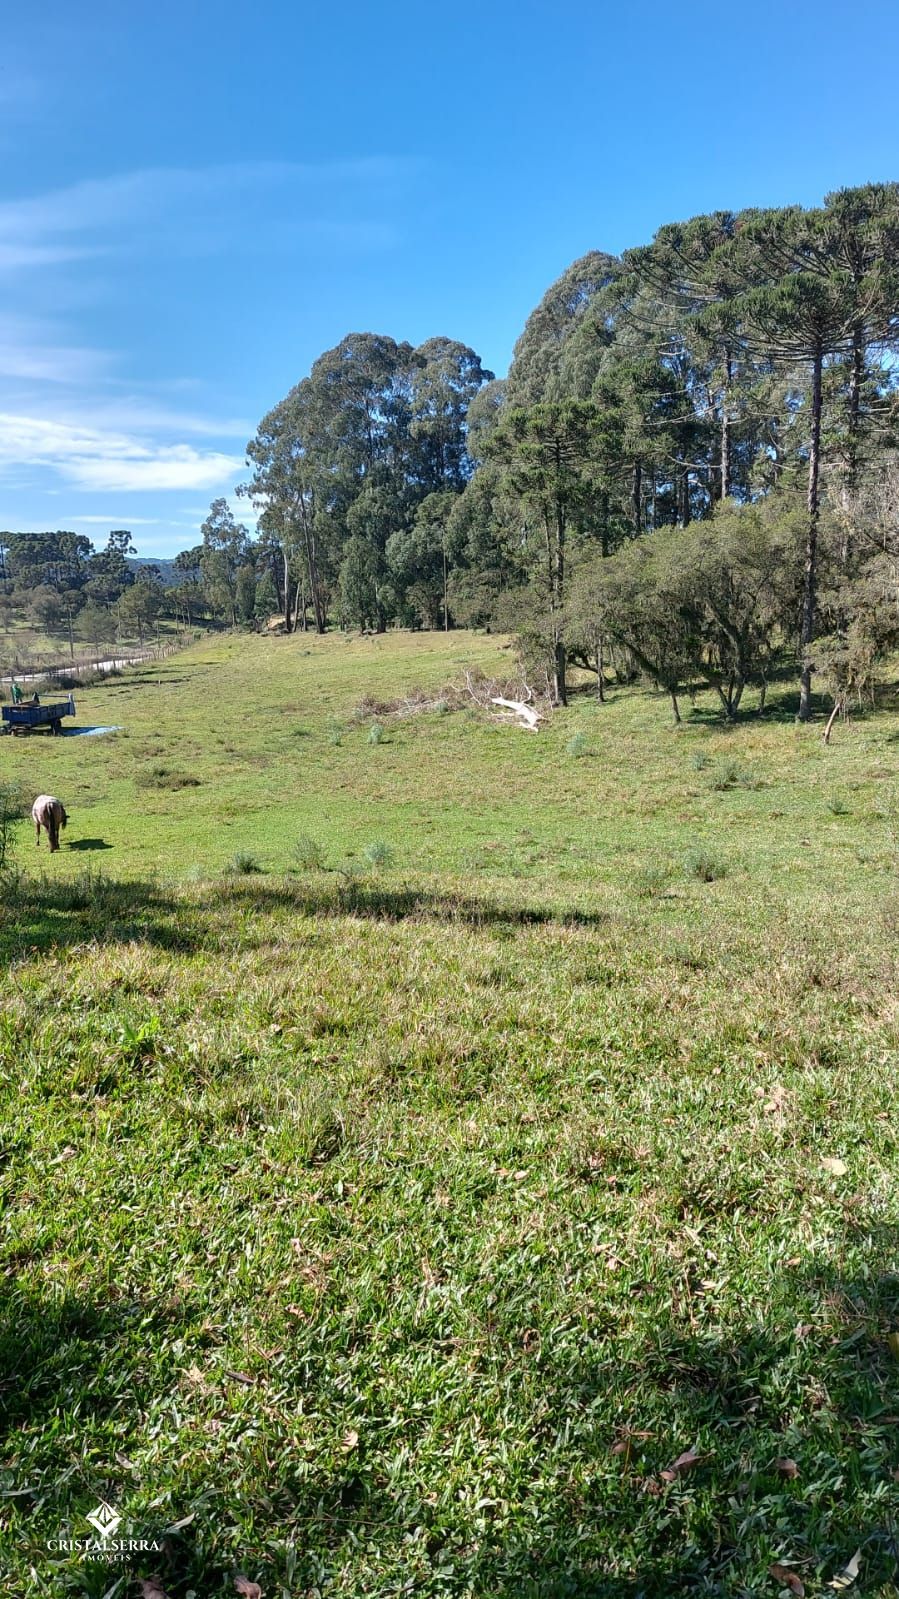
[32,794,68,853]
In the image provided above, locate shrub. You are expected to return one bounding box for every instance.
[691,750,711,772]
[433,698,450,716]
[711,759,742,790]
[827,793,850,816]
[0,782,23,874]
[294,833,326,871]
[634,859,672,900]
[362,839,394,870]
[711,760,760,791]
[684,846,728,882]
[567,732,589,758]
[229,851,263,875]
[327,719,343,747]
[367,722,384,746]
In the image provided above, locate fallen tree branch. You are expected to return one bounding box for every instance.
[462,670,546,731]
[490,695,542,732]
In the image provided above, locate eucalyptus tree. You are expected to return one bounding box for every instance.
[246,332,493,630]
[386,492,457,629]
[199,498,251,626]
[465,378,507,465]
[245,381,327,632]
[505,251,619,408]
[408,338,494,491]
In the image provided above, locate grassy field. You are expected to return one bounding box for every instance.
[1,630,898,1597]
[0,615,187,673]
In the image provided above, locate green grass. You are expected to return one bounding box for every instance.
[1,631,898,1596]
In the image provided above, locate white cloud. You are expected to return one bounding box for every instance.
[0,315,111,384]
[0,159,408,273]
[0,412,243,493]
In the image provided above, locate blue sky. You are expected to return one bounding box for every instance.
[2,0,898,556]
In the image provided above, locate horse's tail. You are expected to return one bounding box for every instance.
[59,804,67,831]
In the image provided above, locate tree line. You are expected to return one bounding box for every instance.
[7,184,898,718]
[0,529,172,656]
[234,182,899,721]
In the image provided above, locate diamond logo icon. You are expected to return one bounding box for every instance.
[85,1501,121,1541]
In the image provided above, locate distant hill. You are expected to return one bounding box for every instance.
[127,556,180,588]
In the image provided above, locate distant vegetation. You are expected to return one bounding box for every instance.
[4,184,899,728]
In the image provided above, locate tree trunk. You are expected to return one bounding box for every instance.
[283,550,294,633]
[840,324,865,567]
[798,343,823,722]
[720,348,733,501]
[553,641,567,707]
[297,492,325,634]
[670,690,681,724]
[632,462,642,534]
[848,324,863,461]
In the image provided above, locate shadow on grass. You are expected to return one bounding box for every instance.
[0,873,609,961]
[66,837,112,851]
[0,1285,198,1591]
[684,684,836,727]
[208,877,610,931]
[104,674,193,691]
[0,873,203,960]
[0,1285,191,1440]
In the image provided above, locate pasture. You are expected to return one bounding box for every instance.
[1,630,898,1597]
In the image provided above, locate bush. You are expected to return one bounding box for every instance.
[711,760,760,791]
[684,846,728,882]
[294,833,326,871]
[634,859,672,900]
[229,851,263,875]
[433,698,450,716]
[567,732,589,758]
[327,719,343,747]
[362,840,394,870]
[691,750,711,772]
[0,783,23,874]
[367,722,384,746]
[827,793,850,816]
[711,759,742,790]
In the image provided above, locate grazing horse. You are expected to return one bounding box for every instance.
[32,794,67,853]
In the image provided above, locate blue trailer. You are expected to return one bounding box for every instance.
[2,693,76,736]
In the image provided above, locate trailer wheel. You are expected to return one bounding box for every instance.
[51,720,62,736]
